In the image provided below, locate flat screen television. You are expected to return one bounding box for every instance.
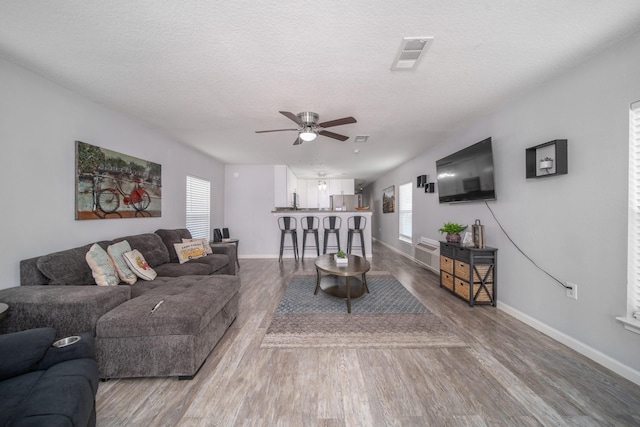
[436,137,496,203]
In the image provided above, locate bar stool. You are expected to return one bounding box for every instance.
[323,216,342,254]
[347,216,367,259]
[278,216,299,262]
[301,216,320,260]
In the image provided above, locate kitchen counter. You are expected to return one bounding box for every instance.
[272,210,372,258]
[271,209,371,213]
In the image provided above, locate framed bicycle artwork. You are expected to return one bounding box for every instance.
[75,141,162,220]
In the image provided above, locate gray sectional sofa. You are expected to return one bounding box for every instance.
[0,228,240,380]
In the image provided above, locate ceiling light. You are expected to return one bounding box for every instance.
[353,149,360,154]
[391,37,433,71]
[299,127,317,142]
[318,181,327,191]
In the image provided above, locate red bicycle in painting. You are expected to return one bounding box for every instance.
[96,175,151,214]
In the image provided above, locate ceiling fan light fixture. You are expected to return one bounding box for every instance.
[299,128,317,142]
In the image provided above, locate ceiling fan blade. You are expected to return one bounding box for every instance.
[318,116,357,128]
[279,111,304,126]
[319,130,349,141]
[255,128,299,133]
[293,136,303,145]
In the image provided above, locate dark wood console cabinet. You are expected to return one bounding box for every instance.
[439,242,497,306]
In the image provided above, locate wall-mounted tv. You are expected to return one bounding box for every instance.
[436,137,496,203]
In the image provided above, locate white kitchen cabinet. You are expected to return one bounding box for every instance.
[274,165,299,208]
[328,179,354,195]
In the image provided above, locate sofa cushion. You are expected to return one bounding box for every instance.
[110,233,170,268]
[86,244,120,286]
[6,358,98,427]
[0,286,131,338]
[0,328,55,381]
[107,240,138,285]
[96,275,240,338]
[189,253,230,274]
[153,261,211,277]
[36,244,95,286]
[155,229,193,263]
[0,371,44,426]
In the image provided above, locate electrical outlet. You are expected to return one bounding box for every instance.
[566,283,578,300]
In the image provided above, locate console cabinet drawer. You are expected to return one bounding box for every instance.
[440,256,454,274]
[441,272,454,290]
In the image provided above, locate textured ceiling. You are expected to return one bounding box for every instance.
[2,1,640,186]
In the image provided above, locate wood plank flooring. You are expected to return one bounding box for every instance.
[96,242,640,426]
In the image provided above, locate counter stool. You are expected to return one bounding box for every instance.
[301,216,320,260]
[322,216,342,254]
[347,216,367,259]
[278,216,299,262]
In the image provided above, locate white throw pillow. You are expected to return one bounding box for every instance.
[123,249,157,281]
[182,237,212,255]
[107,240,138,285]
[174,241,207,264]
[86,244,120,286]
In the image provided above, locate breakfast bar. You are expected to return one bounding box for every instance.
[271,210,372,259]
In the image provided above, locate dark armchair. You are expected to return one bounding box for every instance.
[0,328,99,427]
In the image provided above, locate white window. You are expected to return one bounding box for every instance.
[620,101,640,333]
[186,176,210,240]
[399,182,412,242]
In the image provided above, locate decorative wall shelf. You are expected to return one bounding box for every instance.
[526,139,568,179]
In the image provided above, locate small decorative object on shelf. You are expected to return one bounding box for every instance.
[438,222,468,244]
[526,139,568,178]
[472,219,486,248]
[539,157,553,170]
[334,250,348,265]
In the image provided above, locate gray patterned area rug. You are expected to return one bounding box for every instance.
[261,274,468,349]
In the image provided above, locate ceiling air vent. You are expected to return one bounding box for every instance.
[391,37,433,71]
[354,135,369,143]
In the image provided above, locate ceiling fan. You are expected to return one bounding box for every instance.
[255,111,357,145]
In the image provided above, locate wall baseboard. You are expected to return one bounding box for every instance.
[498,302,640,387]
[374,237,640,386]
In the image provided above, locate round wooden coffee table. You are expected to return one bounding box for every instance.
[314,254,371,313]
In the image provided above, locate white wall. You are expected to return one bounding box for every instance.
[224,164,279,257]
[0,57,225,289]
[366,30,640,378]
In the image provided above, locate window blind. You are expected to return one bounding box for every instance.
[399,182,412,241]
[628,101,640,316]
[186,176,210,240]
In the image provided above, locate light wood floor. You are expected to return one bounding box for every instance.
[96,242,640,426]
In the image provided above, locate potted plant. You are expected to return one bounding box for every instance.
[438,222,468,244]
[334,249,348,265]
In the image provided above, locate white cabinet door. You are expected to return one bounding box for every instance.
[274,165,288,207]
[305,181,319,208]
[328,179,355,195]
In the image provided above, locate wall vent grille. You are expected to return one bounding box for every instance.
[391,37,433,71]
[415,236,440,273]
